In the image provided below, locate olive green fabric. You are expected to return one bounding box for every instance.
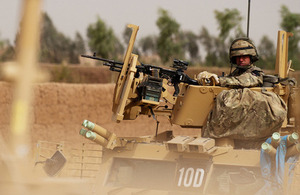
[202,88,287,140]
[219,65,264,88]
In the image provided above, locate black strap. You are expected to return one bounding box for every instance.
[149,107,160,137]
[230,46,254,51]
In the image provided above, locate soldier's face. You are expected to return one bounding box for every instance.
[236,55,251,66]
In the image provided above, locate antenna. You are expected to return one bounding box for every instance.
[247,0,251,37]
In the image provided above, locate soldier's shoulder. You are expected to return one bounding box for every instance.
[251,65,263,71]
[249,65,263,76]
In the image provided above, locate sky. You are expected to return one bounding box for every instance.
[1,0,300,47]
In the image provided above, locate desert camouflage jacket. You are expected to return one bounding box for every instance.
[219,65,264,88]
[202,88,287,141]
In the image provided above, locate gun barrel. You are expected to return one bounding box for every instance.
[271,132,281,148]
[103,62,123,70]
[81,120,120,149]
[287,132,299,146]
[85,131,109,146]
[81,54,123,65]
[261,142,277,157]
[82,120,112,139]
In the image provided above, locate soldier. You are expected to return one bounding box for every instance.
[200,38,287,145]
[219,37,264,88]
[197,37,264,87]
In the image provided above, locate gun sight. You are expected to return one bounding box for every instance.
[173,59,188,71]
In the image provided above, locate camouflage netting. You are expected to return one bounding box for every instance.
[202,88,287,140]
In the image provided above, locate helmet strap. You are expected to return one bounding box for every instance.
[229,63,233,76]
[236,64,252,70]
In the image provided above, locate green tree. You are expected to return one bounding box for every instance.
[0,34,4,49]
[199,27,217,66]
[40,13,84,64]
[87,17,123,59]
[156,8,183,63]
[215,8,244,66]
[179,31,200,63]
[122,24,138,54]
[0,34,15,61]
[214,8,244,41]
[138,35,157,56]
[257,35,276,69]
[122,25,132,45]
[280,5,300,70]
[199,8,244,67]
[69,32,85,64]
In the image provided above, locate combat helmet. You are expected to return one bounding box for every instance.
[229,37,259,66]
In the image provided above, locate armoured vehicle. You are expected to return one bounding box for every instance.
[4,1,297,195]
[78,24,300,195]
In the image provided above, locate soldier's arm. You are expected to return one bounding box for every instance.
[219,72,263,88]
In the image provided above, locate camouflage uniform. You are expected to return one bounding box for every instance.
[202,88,287,140]
[202,38,287,143]
[219,65,264,88]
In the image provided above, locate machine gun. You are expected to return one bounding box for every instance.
[81,54,198,96]
[81,25,201,123]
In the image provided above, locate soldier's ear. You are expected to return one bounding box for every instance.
[251,55,259,63]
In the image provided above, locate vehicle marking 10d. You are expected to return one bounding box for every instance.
[177,167,205,187]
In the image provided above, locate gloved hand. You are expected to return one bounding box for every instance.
[196,71,219,85]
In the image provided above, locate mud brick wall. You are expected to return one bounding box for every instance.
[0,82,198,149]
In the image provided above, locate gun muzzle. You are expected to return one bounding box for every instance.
[79,128,88,136]
[287,132,299,147]
[79,128,108,146]
[271,132,281,148]
[82,120,112,139]
[261,142,277,157]
[80,120,119,149]
[85,131,109,146]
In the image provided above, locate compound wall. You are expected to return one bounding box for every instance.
[0,82,199,151]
